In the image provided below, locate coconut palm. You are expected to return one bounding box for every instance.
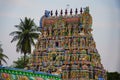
[0,43,8,65]
[10,17,39,66]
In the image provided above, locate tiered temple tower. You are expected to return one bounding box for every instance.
[29,7,107,80]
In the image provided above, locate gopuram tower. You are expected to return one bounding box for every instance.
[29,7,107,80]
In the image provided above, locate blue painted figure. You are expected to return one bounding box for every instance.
[39,10,50,28]
[45,10,50,17]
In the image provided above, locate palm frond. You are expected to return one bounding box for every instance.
[9,31,22,36]
[0,53,9,59]
[0,53,9,64]
[30,32,39,39]
[30,37,35,46]
[20,18,25,27]
[11,36,20,43]
[14,25,24,31]
[0,58,7,64]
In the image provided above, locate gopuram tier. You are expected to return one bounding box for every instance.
[29,7,107,80]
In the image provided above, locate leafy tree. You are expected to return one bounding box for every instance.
[10,17,39,66]
[0,43,8,65]
[13,56,29,69]
[107,72,120,80]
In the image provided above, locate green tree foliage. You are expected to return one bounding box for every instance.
[10,17,39,66]
[13,56,29,69]
[107,72,120,80]
[0,43,8,65]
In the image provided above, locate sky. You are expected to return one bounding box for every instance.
[0,0,120,72]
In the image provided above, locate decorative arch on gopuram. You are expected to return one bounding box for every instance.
[28,7,107,80]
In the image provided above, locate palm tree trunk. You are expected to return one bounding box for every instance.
[24,53,26,67]
[0,60,1,65]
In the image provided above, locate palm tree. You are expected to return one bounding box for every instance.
[10,17,39,66]
[0,43,8,65]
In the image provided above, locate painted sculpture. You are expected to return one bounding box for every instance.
[29,7,107,80]
[0,66,61,80]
